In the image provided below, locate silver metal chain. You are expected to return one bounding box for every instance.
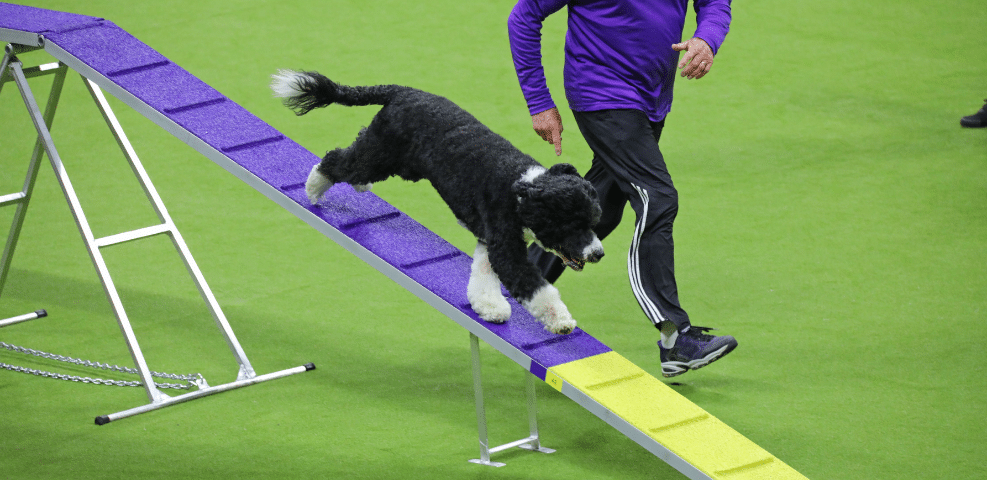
[0,341,204,390]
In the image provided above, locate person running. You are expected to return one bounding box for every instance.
[508,0,738,377]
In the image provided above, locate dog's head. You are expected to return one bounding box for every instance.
[513,163,604,271]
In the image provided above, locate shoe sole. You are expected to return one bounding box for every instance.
[661,343,737,378]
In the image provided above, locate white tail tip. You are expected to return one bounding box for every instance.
[270,69,307,98]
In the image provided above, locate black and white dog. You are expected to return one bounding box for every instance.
[271,70,604,334]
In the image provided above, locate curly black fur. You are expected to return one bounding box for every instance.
[274,70,602,304]
[515,164,603,262]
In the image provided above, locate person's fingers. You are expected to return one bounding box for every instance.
[674,38,715,79]
[682,58,701,78]
[541,117,562,154]
[673,39,695,69]
[679,63,696,78]
[677,49,694,70]
[532,108,563,155]
[694,60,712,79]
[532,109,550,139]
[685,58,711,79]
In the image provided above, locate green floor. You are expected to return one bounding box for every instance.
[1,1,984,479]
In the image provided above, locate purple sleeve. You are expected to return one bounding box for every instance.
[692,0,732,55]
[508,0,569,116]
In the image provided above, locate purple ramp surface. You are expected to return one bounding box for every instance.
[0,3,102,35]
[0,2,612,372]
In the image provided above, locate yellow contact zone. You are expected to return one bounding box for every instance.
[546,352,808,480]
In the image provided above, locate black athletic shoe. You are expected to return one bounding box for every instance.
[961,100,987,128]
[659,326,738,378]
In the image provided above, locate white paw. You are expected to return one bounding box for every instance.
[305,164,333,204]
[352,183,372,193]
[544,316,576,335]
[469,293,511,324]
[521,284,576,335]
[467,242,510,323]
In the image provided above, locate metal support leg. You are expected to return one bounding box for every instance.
[0,44,14,93]
[468,333,554,467]
[0,50,61,329]
[519,369,555,455]
[1,50,313,425]
[8,58,169,404]
[468,332,503,467]
[80,76,257,381]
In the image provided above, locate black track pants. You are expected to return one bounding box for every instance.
[527,109,690,330]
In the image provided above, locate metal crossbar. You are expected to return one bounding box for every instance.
[0,45,313,425]
[0,309,45,328]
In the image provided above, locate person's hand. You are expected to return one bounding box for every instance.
[531,107,563,156]
[672,37,714,80]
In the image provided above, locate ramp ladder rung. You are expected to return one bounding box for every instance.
[0,62,61,84]
[341,211,401,230]
[163,97,226,114]
[400,251,462,270]
[94,223,173,248]
[649,413,711,433]
[220,134,284,153]
[0,192,27,207]
[107,60,169,78]
[715,457,777,477]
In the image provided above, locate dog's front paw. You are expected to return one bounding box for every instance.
[521,284,577,335]
[544,316,576,335]
[469,294,511,324]
[305,164,334,204]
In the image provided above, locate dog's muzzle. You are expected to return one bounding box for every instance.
[558,249,604,272]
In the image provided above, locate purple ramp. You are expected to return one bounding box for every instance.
[0,3,612,375]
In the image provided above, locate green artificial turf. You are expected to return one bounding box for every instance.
[1,1,985,479]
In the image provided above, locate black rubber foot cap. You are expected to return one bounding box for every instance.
[304,363,316,371]
[35,309,48,318]
[95,415,110,426]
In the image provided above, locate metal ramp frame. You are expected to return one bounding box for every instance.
[0,34,313,427]
[0,3,809,478]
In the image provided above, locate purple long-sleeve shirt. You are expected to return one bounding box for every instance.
[508,0,731,122]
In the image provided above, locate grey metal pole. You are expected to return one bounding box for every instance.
[80,76,257,380]
[0,59,64,300]
[468,333,505,467]
[10,60,167,404]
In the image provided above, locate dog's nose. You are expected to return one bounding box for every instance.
[587,250,604,263]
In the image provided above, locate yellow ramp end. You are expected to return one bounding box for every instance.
[549,351,808,480]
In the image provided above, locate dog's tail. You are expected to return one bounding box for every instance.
[270,69,400,115]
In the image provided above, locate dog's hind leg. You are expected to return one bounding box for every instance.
[308,125,401,203]
[467,242,512,323]
[305,160,336,204]
[306,142,378,204]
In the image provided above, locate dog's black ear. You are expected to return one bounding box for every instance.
[548,163,580,177]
